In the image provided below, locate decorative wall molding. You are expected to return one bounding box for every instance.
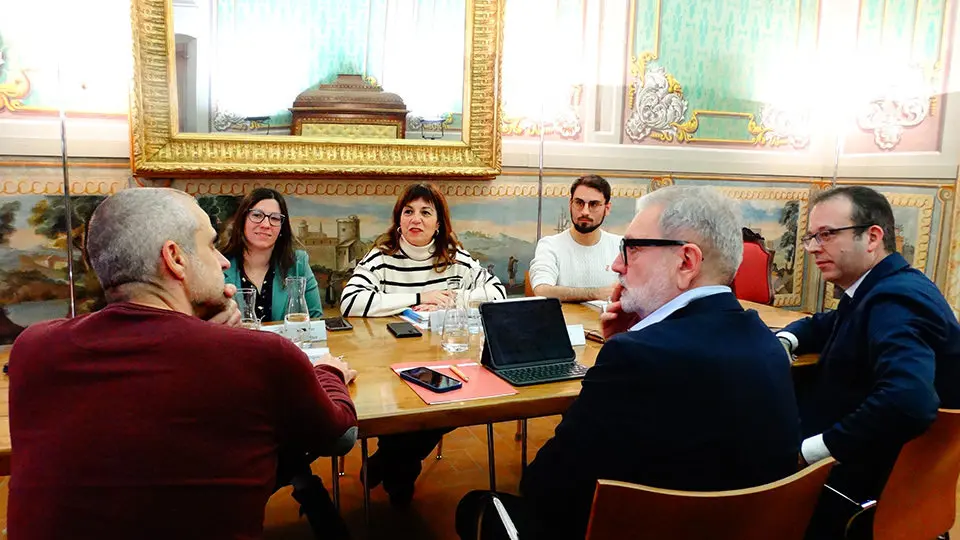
[947,174,960,317]
[0,179,126,195]
[175,179,646,199]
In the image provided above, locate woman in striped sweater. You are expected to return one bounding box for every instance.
[339,183,505,317]
[340,183,506,506]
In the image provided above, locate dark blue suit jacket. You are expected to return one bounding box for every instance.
[521,292,800,539]
[784,253,960,485]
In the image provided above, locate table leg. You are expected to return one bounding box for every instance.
[486,423,497,491]
[520,418,528,472]
[330,457,340,510]
[361,438,370,525]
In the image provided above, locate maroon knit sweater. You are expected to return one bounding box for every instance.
[8,302,357,539]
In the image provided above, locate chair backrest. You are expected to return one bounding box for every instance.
[872,408,960,540]
[523,270,534,297]
[732,228,775,305]
[584,459,834,540]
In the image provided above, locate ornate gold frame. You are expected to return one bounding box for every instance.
[130,0,504,178]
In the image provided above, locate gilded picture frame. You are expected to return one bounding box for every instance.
[130,0,504,178]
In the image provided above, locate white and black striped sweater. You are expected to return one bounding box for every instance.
[339,238,506,317]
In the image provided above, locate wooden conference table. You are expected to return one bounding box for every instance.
[324,300,811,516]
[0,300,811,509]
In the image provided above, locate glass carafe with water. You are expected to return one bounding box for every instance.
[284,276,310,346]
[441,277,470,353]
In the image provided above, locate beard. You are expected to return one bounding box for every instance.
[186,261,228,320]
[619,263,675,319]
[572,213,605,234]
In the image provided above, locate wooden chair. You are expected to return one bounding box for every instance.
[583,459,835,540]
[732,227,775,305]
[523,270,534,297]
[843,408,960,540]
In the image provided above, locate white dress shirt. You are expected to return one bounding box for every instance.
[629,286,732,333]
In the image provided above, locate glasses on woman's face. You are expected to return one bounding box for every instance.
[247,208,285,227]
[800,225,871,248]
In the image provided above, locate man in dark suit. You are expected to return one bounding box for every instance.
[777,186,960,539]
[456,186,800,539]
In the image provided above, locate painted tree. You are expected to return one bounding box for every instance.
[29,196,108,313]
[198,195,241,234]
[0,201,21,245]
[778,201,800,265]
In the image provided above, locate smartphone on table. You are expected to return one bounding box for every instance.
[399,366,463,393]
[323,316,353,331]
[387,321,422,338]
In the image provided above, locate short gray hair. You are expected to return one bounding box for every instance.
[86,188,200,291]
[635,186,743,282]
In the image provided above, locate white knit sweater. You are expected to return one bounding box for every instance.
[339,237,506,317]
[529,229,622,289]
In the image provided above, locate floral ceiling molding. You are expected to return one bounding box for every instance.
[624,53,809,149]
[856,63,939,151]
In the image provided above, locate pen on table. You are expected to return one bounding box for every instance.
[450,365,470,382]
[585,330,605,344]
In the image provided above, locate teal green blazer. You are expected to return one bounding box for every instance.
[224,250,323,322]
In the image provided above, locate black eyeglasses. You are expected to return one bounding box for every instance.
[247,208,286,227]
[620,238,689,264]
[801,225,872,248]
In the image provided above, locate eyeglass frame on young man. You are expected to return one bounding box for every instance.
[800,225,873,248]
[571,197,607,211]
[247,208,286,227]
[619,238,690,264]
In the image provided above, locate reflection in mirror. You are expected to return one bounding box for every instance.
[173,0,466,141]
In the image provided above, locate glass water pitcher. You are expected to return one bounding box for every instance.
[441,276,470,353]
[284,276,310,346]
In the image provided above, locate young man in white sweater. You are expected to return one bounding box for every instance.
[529,175,622,302]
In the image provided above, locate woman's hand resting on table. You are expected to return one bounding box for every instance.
[419,289,455,308]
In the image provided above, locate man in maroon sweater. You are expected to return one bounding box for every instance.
[8,188,358,539]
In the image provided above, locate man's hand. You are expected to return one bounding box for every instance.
[599,283,640,340]
[797,452,808,470]
[596,285,615,302]
[314,354,358,384]
[207,284,241,327]
[778,336,795,362]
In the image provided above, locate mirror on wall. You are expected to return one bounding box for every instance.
[131,0,503,178]
[173,0,466,141]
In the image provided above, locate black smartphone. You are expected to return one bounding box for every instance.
[387,321,422,338]
[323,316,353,331]
[399,366,462,393]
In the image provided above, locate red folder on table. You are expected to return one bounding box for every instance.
[391,360,518,405]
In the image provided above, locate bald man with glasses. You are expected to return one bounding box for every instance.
[777,186,960,539]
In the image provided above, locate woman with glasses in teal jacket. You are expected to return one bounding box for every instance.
[220,188,323,322]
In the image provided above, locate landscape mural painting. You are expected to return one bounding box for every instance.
[0,194,109,345]
[199,191,542,306]
[198,182,647,306]
[720,187,807,308]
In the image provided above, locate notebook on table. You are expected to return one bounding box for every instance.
[479,297,589,387]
